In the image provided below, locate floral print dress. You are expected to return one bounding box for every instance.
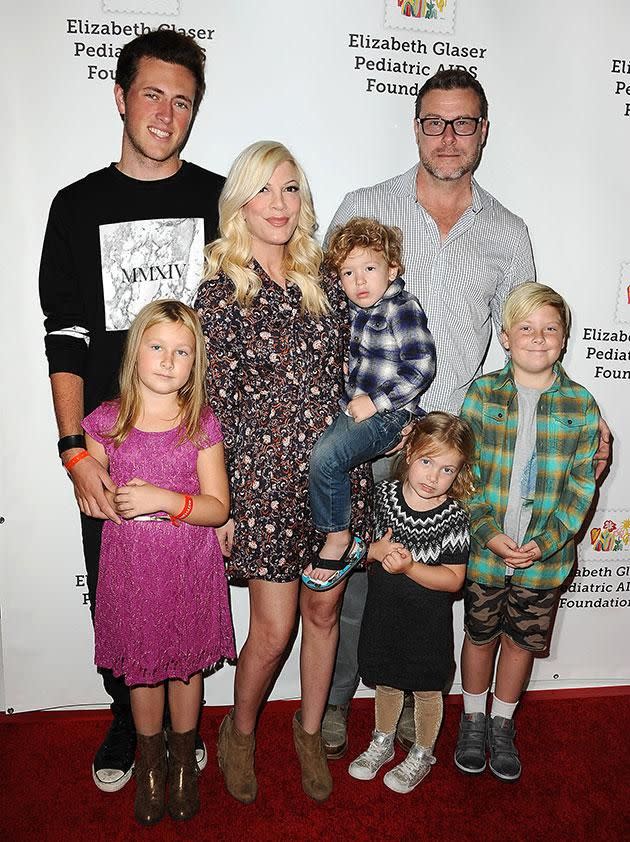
[195,261,372,582]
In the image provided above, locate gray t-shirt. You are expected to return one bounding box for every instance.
[503,382,544,575]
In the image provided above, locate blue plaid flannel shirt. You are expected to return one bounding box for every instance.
[341,276,436,415]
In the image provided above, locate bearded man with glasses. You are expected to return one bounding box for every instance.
[321,68,610,761]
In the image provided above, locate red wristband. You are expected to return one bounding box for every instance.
[64,449,89,472]
[170,494,194,527]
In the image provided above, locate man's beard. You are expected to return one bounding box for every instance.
[420,143,482,181]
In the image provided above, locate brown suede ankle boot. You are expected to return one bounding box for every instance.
[134,732,167,825]
[167,729,200,821]
[292,710,333,802]
[217,711,257,804]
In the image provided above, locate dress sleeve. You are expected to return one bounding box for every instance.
[198,406,224,449]
[194,274,241,460]
[439,502,470,566]
[82,402,117,446]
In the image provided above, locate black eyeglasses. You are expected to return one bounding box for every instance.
[416,116,483,136]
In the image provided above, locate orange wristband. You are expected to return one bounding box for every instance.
[64,449,89,472]
[170,494,194,527]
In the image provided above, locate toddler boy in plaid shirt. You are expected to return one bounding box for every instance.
[456,283,600,781]
[303,218,436,589]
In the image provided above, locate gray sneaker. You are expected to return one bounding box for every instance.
[454,712,487,774]
[383,744,436,793]
[348,730,395,780]
[487,715,521,781]
[322,703,349,759]
[395,694,415,751]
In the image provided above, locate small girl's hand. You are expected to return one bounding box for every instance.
[368,528,407,563]
[381,548,413,575]
[114,478,165,519]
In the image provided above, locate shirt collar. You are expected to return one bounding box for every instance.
[398,164,491,217]
[494,360,570,393]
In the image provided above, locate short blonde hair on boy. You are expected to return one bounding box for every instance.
[502,283,571,336]
[395,411,475,502]
[325,217,404,276]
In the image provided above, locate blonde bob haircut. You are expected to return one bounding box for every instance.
[204,140,329,315]
[395,411,476,502]
[108,299,207,447]
[502,282,571,337]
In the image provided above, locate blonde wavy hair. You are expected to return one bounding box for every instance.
[204,140,329,315]
[395,412,476,502]
[108,300,208,446]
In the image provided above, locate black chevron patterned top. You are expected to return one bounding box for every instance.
[374,480,469,566]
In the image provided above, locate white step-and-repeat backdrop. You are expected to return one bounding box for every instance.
[2,0,629,712]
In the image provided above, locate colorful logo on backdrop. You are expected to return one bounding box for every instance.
[590,518,630,553]
[386,0,455,32]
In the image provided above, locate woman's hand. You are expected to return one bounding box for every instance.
[113,478,165,519]
[216,518,235,557]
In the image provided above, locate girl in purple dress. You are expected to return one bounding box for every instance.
[82,300,234,826]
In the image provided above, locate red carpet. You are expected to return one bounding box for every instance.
[2,692,629,841]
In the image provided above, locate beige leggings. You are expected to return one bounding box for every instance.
[375,685,443,750]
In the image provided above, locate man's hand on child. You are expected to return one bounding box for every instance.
[347,395,377,422]
[114,478,163,518]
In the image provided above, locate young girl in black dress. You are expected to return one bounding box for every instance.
[350,412,475,793]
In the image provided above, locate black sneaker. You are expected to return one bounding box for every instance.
[92,704,136,792]
[454,712,487,774]
[487,715,521,781]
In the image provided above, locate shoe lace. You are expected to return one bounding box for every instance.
[396,747,436,782]
[359,736,392,767]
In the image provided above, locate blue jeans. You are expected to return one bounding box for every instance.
[309,408,412,532]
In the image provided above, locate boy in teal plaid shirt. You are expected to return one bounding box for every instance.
[455,283,600,781]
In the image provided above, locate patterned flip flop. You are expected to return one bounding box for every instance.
[301,535,367,591]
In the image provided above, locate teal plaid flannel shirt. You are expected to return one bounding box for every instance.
[459,361,600,589]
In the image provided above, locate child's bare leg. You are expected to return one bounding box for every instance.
[131,685,165,735]
[460,635,499,694]
[168,673,202,733]
[493,635,534,703]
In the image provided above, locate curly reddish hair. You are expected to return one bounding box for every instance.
[325,217,404,275]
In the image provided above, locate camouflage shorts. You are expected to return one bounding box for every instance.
[463,578,561,653]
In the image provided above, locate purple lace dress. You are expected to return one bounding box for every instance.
[83,402,235,686]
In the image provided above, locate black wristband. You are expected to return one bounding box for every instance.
[58,434,86,456]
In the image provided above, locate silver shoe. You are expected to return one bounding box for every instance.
[383,744,436,793]
[348,730,395,780]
